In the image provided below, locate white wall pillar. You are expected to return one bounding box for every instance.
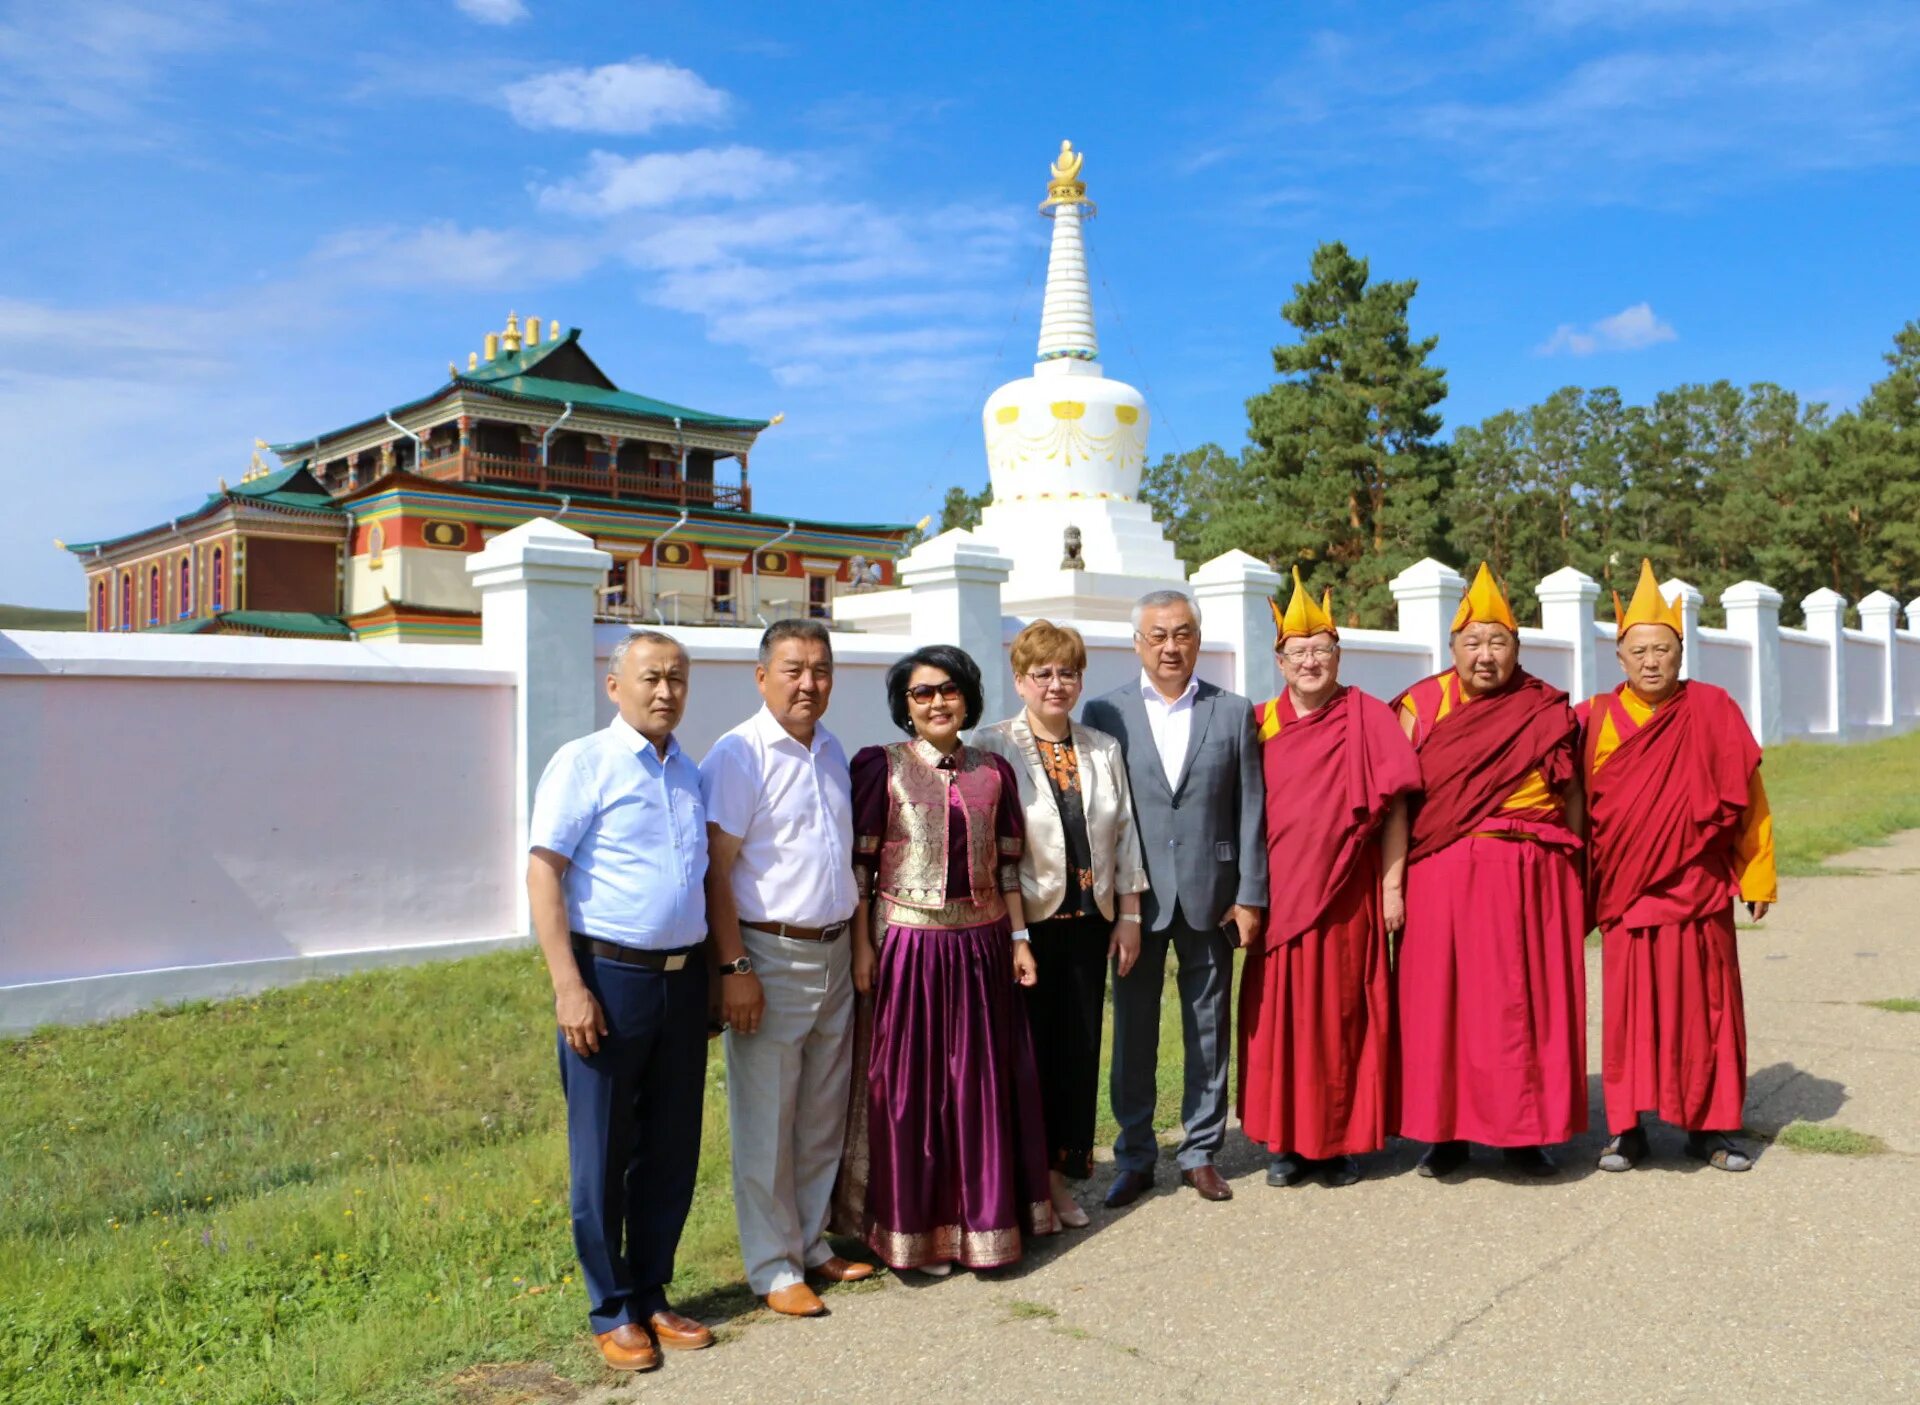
[1537,565,1601,701]
[469,518,613,929]
[897,529,1016,725]
[1721,581,1783,745]
[1660,577,1706,679]
[1800,587,1848,737]
[1388,557,1467,676]
[1191,548,1285,703]
[1858,590,1901,728]
[1906,598,1920,633]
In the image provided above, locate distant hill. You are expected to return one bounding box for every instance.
[0,604,87,631]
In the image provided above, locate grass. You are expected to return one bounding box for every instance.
[1764,728,1920,875]
[1860,997,1920,1014]
[1773,1122,1889,1156]
[0,603,86,631]
[0,949,1196,1404]
[9,722,1919,1402]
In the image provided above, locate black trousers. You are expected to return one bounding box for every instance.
[1025,911,1110,1180]
[558,951,709,1332]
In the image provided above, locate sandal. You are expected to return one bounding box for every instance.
[1598,1125,1649,1173]
[1685,1132,1754,1172]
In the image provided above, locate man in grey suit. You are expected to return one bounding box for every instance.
[1083,589,1267,1206]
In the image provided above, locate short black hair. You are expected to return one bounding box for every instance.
[758,618,833,668]
[885,644,985,735]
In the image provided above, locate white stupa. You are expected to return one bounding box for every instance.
[972,139,1186,607]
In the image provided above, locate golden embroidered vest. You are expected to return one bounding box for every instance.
[875,741,1010,930]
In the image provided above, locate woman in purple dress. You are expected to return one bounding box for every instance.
[839,644,1058,1275]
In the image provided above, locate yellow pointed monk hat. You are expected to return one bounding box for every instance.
[1613,557,1684,639]
[1450,561,1519,633]
[1271,566,1339,643]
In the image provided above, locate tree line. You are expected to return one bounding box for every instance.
[940,241,1920,628]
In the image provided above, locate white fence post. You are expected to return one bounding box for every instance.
[1801,587,1848,737]
[468,518,613,930]
[1389,558,1467,676]
[1191,549,1284,704]
[898,529,1016,724]
[1537,566,1600,701]
[1858,590,1901,729]
[1660,578,1705,679]
[1721,581,1782,745]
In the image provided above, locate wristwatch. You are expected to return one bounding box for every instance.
[718,955,755,975]
[1009,929,1031,944]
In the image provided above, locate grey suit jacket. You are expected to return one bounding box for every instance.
[1082,678,1268,934]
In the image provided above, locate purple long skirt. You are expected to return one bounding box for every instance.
[831,917,1058,1269]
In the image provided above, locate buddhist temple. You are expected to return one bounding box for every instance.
[65,315,913,640]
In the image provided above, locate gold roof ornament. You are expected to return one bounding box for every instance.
[468,351,478,371]
[1043,138,1089,210]
[484,332,499,361]
[502,311,522,353]
[549,320,560,342]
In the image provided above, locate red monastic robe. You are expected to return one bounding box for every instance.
[1579,681,1776,1134]
[1236,686,1422,1159]
[1392,669,1590,1147]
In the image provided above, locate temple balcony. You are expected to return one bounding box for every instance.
[430,447,750,511]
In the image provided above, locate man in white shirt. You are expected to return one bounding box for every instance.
[1082,591,1267,1208]
[701,619,873,1318]
[528,630,714,1374]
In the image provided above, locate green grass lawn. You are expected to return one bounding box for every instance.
[0,602,86,631]
[6,723,1918,1402]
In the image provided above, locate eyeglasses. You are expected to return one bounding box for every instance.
[1137,628,1198,647]
[1025,668,1082,686]
[1279,646,1338,663]
[906,681,963,703]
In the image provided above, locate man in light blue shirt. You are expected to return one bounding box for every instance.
[527,628,713,1374]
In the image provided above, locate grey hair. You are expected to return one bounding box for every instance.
[607,628,688,676]
[1130,589,1202,632]
[758,617,833,668]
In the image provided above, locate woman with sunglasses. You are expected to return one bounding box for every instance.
[835,644,1058,1275]
[973,621,1148,1228]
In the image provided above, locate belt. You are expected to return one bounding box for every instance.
[571,934,703,970]
[744,920,849,943]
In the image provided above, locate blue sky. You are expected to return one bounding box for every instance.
[6,0,1920,606]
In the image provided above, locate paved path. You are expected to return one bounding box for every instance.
[565,835,1920,1404]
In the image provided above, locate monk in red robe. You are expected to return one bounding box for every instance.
[1237,571,1421,1189]
[1580,560,1776,1174]
[1393,563,1588,1178]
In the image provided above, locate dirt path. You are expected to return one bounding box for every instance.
[539,834,1920,1405]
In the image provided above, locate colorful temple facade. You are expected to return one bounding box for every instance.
[66,315,913,641]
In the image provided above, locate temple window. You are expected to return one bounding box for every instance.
[211,548,226,611]
[808,574,831,620]
[120,573,132,630]
[711,567,734,618]
[179,556,192,617]
[148,565,161,625]
[95,580,107,631]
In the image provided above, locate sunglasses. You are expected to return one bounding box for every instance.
[906,681,964,703]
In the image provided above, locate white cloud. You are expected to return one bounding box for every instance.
[453,0,526,22]
[0,0,233,145]
[309,221,600,289]
[536,147,799,216]
[1536,301,1678,356]
[503,57,728,135]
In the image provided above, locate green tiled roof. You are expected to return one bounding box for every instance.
[63,467,341,555]
[269,329,766,454]
[149,611,350,639]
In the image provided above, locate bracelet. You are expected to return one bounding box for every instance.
[1116,913,1141,925]
[1009,929,1031,943]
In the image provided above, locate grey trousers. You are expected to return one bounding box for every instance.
[1109,915,1235,1174]
[724,925,855,1295]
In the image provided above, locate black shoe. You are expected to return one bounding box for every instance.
[1266,1153,1310,1187]
[1685,1131,1754,1172]
[1104,1168,1155,1209]
[1417,1140,1469,1178]
[1502,1145,1559,1178]
[1321,1155,1362,1188]
[1598,1125,1649,1173]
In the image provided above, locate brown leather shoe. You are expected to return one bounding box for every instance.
[808,1255,875,1283]
[1104,1168,1154,1209]
[648,1308,714,1350]
[594,1323,660,1372]
[1180,1164,1234,1201]
[766,1282,827,1316]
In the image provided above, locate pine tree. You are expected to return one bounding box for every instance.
[1209,242,1449,626]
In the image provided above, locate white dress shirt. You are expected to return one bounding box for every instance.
[528,716,707,950]
[699,706,857,928]
[1138,668,1199,791]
